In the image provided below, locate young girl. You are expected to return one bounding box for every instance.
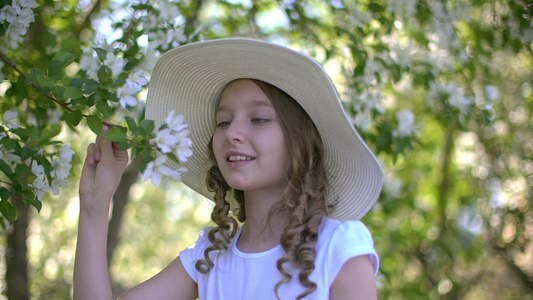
[74,39,382,300]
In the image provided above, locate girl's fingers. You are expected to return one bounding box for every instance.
[95,125,110,162]
[86,143,96,164]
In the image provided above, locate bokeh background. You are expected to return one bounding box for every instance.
[0,0,531,299]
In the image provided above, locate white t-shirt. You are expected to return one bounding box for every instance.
[180,218,379,300]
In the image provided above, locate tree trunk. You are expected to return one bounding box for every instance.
[107,157,140,266]
[5,196,30,300]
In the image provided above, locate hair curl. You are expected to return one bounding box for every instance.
[195,79,334,299]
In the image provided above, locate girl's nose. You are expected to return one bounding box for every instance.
[225,120,246,143]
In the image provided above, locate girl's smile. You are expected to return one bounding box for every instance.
[213,79,290,195]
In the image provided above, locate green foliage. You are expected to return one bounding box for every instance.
[0,0,531,299]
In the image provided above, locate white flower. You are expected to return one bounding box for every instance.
[128,70,148,90]
[160,166,187,190]
[154,128,180,153]
[0,148,20,164]
[51,178,68,195]
[59,144,75,162]
[117,85,139,108]
[30,161,49,201]
[80,53,100,80]
[393,109,416,137]
[15,7,35,27]
[165,110,188,131]
[447,85,473,115]
[353,112,372,132]
[142,152,187,190]
[175,133,192,162]
[142,154,168,187]
[47,109,63,125]
[0,5,18,23]
[144,110,192,188]
[104,52,125,78]
[383,171,402,198]
[364,61,381,85]
[3,110,20,129]
[485,85,499,100]
[166,27,187,48]
[16,0,39,9]
[116,70,148,108]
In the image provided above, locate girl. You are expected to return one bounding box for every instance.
[74,38,382,300]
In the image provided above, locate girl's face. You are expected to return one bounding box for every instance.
[213,79,290,196]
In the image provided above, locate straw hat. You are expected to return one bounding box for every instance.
[145,38,382,221]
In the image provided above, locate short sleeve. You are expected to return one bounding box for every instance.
[322,220,379,285]
[179,227,212,283]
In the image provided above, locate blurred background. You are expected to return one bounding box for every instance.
[0,0,531,299]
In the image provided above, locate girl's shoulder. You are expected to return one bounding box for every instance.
[319,217,374,241]
[317,217,379,275]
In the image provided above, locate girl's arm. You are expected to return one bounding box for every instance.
[73,125,198,300]
[330,255,377,300]
[74,125,129,300]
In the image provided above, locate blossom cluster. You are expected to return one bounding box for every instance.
[393,109,416,138]
[80,46,149,109]
[0,0,39,51]
[1,110,75,201]
[28,143,74,201]
[142,110,193,190]
[427,82,475,116]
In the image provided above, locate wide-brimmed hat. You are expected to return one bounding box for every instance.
[145,38,382,221]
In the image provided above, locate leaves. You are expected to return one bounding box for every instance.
[86,115,103,135]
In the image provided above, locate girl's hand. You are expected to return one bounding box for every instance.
[79,124,129,215]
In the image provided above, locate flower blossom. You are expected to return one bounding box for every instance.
[80,47,101,80]
[0,0,38,50]
[3,110,20,129]
[50,144,74,195]
[117,70,148,108]
[393,109,416,137]
[104,52,125,79]
[142,110,192,189]
[29,161,49,201]
[142,154,187,190]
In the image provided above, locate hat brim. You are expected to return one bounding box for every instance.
[145,38,382,221]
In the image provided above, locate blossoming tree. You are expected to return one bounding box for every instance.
[0,0,531,299]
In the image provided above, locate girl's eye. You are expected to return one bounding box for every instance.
[251,118,268,124]
[216,121,230,128]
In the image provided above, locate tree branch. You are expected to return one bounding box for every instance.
[0,52,77,114]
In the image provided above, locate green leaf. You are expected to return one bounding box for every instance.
[140,119,155,134]
[0,137,18,150]
[51,85,66,100]
[0,199,17,224]
[92,47,108,62]
[52,51,76,67]
[30,199,42,212]
[39,124,62,144]
[20,147,35,161]
[0,160,13,177]
[25,73,39,85]
[125,116,137,131]
[15,164,31,180]
[69,110,83,127]
[64,86,83,99]
[95,101,112,118]
[0,187,9,201]
[87,115,103,135]
[104,127,127,142]
[118,142,132,151]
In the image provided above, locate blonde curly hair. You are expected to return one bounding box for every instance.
[195,79,334,299]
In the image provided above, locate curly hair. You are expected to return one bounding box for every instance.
[195,79,334,299]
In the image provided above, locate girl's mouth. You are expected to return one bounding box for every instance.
[228,155,255,162]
